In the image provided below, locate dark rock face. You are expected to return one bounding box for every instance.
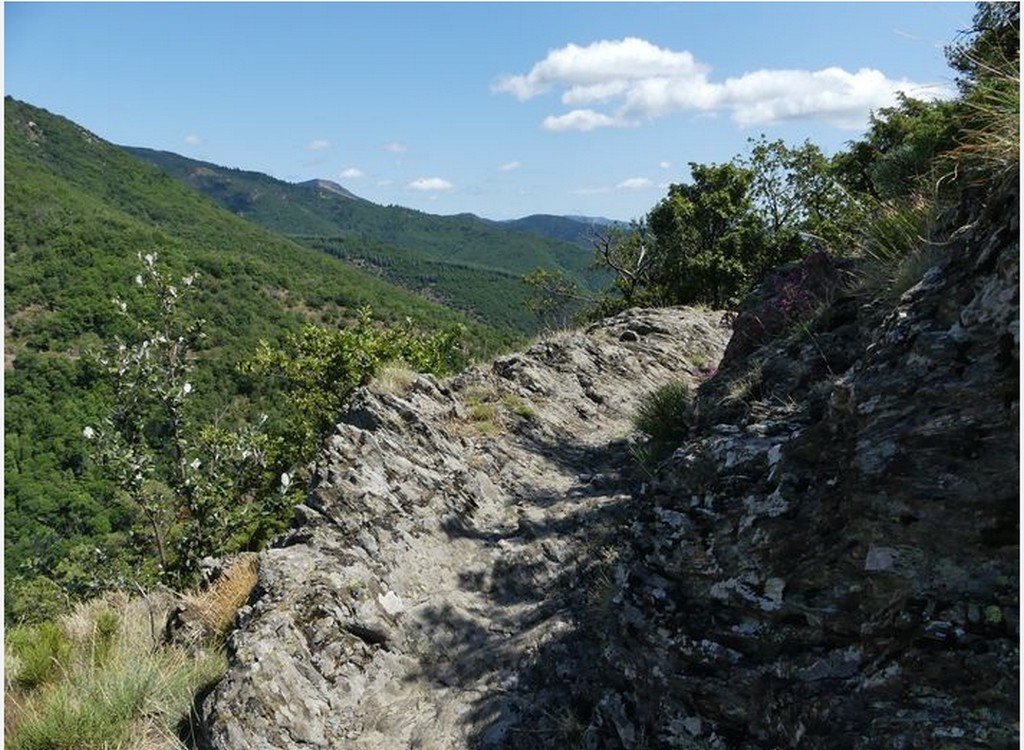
[718,250,857,372]
[597,185,1019,749]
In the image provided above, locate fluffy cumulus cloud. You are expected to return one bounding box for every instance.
[495,37,951,132]
[408,177,454,191]
[340,167,364,179]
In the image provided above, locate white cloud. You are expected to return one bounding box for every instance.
[384,141,408,154]
[184,134,202,146]
[308,139,331,151]
[617,177,653,189]
[543,109,634,132]
[496,37,953,132]
[340,167,364,179]
[494,37,706,101]
[408,177,454,191]
[659,161,672,169]
[499,160,522,172]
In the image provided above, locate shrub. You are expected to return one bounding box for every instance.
[854,198,942,301]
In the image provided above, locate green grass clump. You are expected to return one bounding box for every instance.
[6,623,71,690]
[5,592,227,750]
[632,380,694,471]
[501,394,539,422]
[855,198,945,302]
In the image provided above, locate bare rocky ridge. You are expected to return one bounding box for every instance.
[197,307,732,748]
[198,182,1018,749]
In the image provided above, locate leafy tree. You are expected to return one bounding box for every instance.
[831,95,961,201]
[642,162,766,308]
[738,136,857,249]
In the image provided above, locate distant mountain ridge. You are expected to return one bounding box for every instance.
[123,146,612,332]
[494,213,628,248]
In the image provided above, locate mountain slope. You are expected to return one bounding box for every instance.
[121,147,609,332]
[123,146,598,282]
[3,97,514,610]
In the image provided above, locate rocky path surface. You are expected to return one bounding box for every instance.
[198,307,732,749]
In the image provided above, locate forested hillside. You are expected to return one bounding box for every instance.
[3,97,516,617]
[123,147,608,333]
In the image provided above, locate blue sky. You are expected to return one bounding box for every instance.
[5,2,976,221]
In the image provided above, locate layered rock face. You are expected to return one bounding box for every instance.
[597,185,1019,749]
[198,307,731,748]
[199,184,1017,749]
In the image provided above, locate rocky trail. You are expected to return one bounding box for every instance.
[196,179,1018,750]
[198,307,732,749]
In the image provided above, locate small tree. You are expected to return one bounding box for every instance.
[85,253,291,584]
[523,267,592,330]
[645,161,765,308]
[590,220,658,309]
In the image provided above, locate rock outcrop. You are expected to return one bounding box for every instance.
[198,183,1017,749]
[592,184,1019,749]
[197,307,731,748]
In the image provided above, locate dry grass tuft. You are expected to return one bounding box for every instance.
[184,553,260,635]
[370,363,419,395]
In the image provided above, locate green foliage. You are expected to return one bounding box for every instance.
[244,309,466,459]
[642,162,767,308]
[84,253,296,584]
[302,234,537,336]
[591,139,858,313]
[523,266,592,330]
[832,95,962,201]
[946,2,1020,93]
[940,19,1019,188]
[633,381,694,444]
[590,220,661,313]
[124,146,608,333]
[632,381,694,468]
[846,3,1018,301]
[5,97,506,617]
[854,198,946,301]
[738,135,857,249]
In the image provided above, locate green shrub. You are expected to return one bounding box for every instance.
[855,198,942,301]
